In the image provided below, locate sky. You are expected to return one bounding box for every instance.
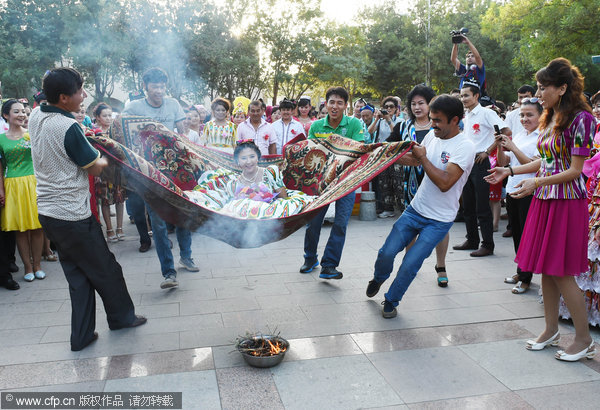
[321,0,412,24]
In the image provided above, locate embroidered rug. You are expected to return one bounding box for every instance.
[89,116,412,248]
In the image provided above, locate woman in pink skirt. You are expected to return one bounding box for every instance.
[486,58,596,362]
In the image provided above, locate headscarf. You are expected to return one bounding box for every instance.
[232,96,251,116]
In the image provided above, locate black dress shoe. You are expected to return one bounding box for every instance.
[71,332,99,351]
[502,229,513,238]
[110,315,147,330]
[1,278,20,290]
[366,279,382,297]
[8,262,18,273]
[470,247,493,257]
[139,242,151,253]
[452,240,479,251]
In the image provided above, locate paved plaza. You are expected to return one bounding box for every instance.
[1,213,599,409]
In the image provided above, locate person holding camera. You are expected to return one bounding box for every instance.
[450,31,486,93]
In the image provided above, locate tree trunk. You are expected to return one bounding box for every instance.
[272,76,279,106]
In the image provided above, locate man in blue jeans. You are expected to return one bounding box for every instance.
[122,67,198,289]
[300,86,364,280]
[366,95,475,318]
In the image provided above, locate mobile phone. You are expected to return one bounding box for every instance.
[494,125,501,135]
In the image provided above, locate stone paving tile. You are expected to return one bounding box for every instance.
[0,357,108,390]
[513,317,576,337]
[255,292,336,309]
[301,300,381,320]
[103,370,221,410]
[356,309,443,333]
[78,331,180,359]
[283,334,363,361]
[0,300,64,316]
[3,380,107,392]
[221,306,308,330]
[0,326,48,346]
[131,302,180,319]
[351,328,452,354]
[139,287,217,306]
[383,294,463,312]
[459,339,600,390]
[515,380,600,409]
[246,272,315,285]
[407,391,534,410]
[181,275,249,291]
[216,366,284,410]
[500,299,546,318]
[368,347,507,403]
[277,317,362,340]
[179,327,242,350]
[212,345,245,368]
[104,347,213,379]
[0,342,79,366]
[4,218,599,408]
[215,283,291,299]
[445,289,539,308]
[272,355,403,409]
[180,296,260,316]
[436,321,536,345]
[428,304,519,326]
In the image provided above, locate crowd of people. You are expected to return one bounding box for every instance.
[1,33,599,361]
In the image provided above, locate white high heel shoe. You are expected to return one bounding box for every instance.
[526,331,560,351]
[555,341,596,362]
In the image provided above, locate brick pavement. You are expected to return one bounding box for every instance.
[1,214,599,409]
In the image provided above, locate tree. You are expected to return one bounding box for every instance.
[311,25,370,105]
[0,0,71,97]
[482,0,600,94]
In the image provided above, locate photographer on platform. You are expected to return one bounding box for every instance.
[450,31,486,93]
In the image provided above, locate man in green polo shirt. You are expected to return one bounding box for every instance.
[300,86,364,280]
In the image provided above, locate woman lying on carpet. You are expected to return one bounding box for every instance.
[186,140,315,218]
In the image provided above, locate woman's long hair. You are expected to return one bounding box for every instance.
[536,58,592,133]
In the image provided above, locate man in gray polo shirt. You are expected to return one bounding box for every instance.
[123,67,198,290]
[29,68,146,351]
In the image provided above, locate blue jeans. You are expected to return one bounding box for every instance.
[374,206,453,306]
[303,191,356,268]
[146,206,192,278]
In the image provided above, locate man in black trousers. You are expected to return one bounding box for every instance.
[29,67,146,351]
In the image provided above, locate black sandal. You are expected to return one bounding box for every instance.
[435,265,448,288]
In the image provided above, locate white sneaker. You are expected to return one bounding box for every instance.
[179,258,200,272]
[160,276,179,289]
[378,211,395,218]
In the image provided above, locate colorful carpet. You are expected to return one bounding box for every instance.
[88,116,412,248]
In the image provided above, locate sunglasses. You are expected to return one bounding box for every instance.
[521,97,540,104]
[383,104,396,109]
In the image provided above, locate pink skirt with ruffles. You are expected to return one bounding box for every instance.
[515,197,588,277]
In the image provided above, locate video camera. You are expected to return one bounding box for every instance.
[450,27,469,43]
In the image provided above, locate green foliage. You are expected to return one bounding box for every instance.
[0,0,70,97]
[482,0,600,94]
[1,0,598,106]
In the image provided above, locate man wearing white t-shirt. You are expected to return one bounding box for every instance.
[366,95,476,318]
[453,80,511,257]
[272,99,305,154]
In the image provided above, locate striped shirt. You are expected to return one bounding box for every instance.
[535,111,595,200]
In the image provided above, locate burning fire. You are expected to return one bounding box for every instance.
[242,337,288,357]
